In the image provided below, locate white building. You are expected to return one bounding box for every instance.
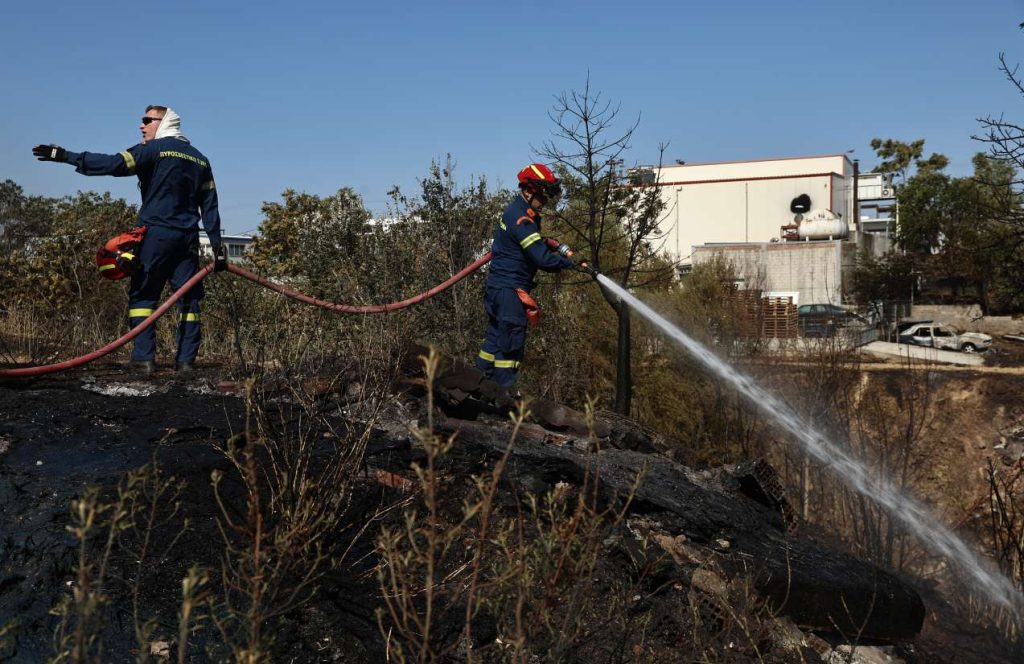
[643,154,857,266]
[857,172,897,237]
[199,232,254,260]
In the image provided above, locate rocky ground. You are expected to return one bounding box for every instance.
[0,357,1019,663]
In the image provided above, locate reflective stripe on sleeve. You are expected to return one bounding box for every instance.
[129,308,154,318]
[180,313,200,322]
[478,350,495,363]
[520,232,541,249]
[201,180,216,191]
[120,151,136,174]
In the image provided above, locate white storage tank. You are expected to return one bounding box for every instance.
[797,209,848,240]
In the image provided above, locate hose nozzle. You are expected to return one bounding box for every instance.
[576,259,598,278]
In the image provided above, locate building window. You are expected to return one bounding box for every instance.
[228,244,246,257]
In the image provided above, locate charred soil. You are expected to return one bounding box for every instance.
[0,358,1018,662]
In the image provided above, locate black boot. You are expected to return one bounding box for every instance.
[129,359,156,375]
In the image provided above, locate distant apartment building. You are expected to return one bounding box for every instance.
[856,171,898,255]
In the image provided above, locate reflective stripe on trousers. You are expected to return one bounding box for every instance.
[474,286,527,388]
[128,225,203,362]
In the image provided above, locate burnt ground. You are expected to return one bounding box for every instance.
[0,364,246,661]
[0,362,398,662]
[0,360,1019,662]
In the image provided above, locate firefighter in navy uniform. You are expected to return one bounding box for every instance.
[33,105,226,374]
[475,163,575,388]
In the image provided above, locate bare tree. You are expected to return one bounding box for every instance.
[973,51,1024,308]
[537,77,674,415]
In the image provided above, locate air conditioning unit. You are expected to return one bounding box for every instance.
[880,186,895,198]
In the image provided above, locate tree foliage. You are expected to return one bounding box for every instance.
[869,138,949,183]
[0,183,136,311]
[0,183,139,362]
[973,50,1024,311]
[0,180,54,256]
[868,134,1024,312]
[246,158,508,356]
[388,156,508,350]
[851,250,916,306]
[247,187,372,288]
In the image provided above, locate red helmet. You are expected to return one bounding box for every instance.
[96,227,147,281]
[517,163,562,201]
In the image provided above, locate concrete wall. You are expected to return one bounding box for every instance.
[650,155,855,265]
[910,305,1024,336]
[693,240,844,306]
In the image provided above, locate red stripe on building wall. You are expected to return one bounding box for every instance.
[631,172,841,188]
[659,154,853,168]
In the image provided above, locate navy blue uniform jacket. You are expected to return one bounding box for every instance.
[485,194,572,291]
[64,137,222,243]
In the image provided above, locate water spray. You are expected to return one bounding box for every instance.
[592,271,1023,613]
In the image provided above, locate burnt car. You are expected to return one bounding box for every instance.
[897,322,993,353]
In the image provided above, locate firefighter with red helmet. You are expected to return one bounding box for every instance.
[475,163,575,388]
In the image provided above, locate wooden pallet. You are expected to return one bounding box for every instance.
[727,291,798,339]
[760,296,798,339]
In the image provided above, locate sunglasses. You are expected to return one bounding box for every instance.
[141,117,163,125]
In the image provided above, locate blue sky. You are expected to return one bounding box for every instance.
[2,0,1023,234]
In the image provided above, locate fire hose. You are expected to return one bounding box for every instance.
[225,253,493,313]
[0,234,598,379]
[0,264,214,378]
[0,253,493,378]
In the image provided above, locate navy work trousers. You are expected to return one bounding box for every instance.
[475,286,527,388]
[127,225,203,364]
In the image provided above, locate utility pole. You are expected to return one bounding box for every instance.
[852,158,860,233]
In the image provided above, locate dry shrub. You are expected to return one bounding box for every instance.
[0,295,129,367]
[373,354,823,663]
[475,473,648,663]
[376,350,661,663]
[47,453,193,664]
[41,319,396,661]
[207,366,384,661]
[952,460,1024,646]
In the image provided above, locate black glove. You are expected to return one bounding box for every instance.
[212,244,228,272]
[32,144,67,162]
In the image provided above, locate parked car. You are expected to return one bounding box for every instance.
[896,322,993,353]
[797,304,866,338]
